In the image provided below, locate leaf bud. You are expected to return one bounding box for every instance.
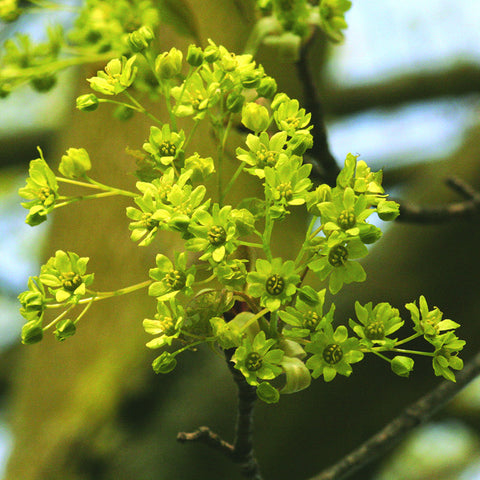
[54,319,76,341]
[257,76,277,99]
[241,102,270,132]
[127,26,154,53]
[21,320,43,345]
[76,93,99,112]
[59,148,92,179]
[186,45,204,66]
[155,48,183,79]
[152,352,177,374]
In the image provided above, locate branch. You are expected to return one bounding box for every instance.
[396,177,480,223]
[320,63,480,117]
[296,30,340,187]
[177,348,263,480]
[308,350,480,480]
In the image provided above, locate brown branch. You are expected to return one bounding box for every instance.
[308,350,480,480]
[296,30,340,187]
[177,347,263,480]
[321,63,480,117]
[396,177,480,223]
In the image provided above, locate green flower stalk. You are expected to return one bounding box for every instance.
[39,250,94,303]
[247,258,300,311]
[306,323,363,381]
[232,331,284,386]
[148,252,195,301]
[19,154,59,226]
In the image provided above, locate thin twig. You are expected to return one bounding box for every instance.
[308,350,480,480]
[177,344,263,480]
[397,177,480,223]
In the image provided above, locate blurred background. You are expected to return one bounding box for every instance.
[1,1,480,479]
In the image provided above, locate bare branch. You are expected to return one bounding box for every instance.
[177,346,263,480]
[308,351,480,480]
[296,30,340,187]
[397,177,480,223]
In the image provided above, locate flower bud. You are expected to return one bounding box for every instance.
[31,75,56,93]
[271,92,290,111]
[289,129,313,155]
[256,382,280,403]
[76,93,99,112]
[377,199,400,221]
[257,76,277,99]
[54,319,76,341]
[152,352,177,374]
[358,224,382,244]
[241,102,270,132]
[21,320,43,345]
[155,48,183,79]
[241,71,261,89]
[113,104,135,121]
[186,45,204,66]
[391,356,414,378]
[59,148,92,179]
[0,0,20,22]
[127,26,154,53]
[204,44,219,63]
[226,90,245,113]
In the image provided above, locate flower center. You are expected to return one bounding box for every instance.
[328,245,348,267]
[323,344,343,365]
[302,311,321,331]
[158,141,176,157]
[61,272,83,292]
[337,209,356,230]
[365,321,385,340]
[265,274,285,296]
[142,213,159,230]
[257,149,276,168]
[277,182,293,200]
[38,186,52,203]
[160,316,176,336]
[163,269,186,291]
[245,352,263,371]
[207,225,227,246]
